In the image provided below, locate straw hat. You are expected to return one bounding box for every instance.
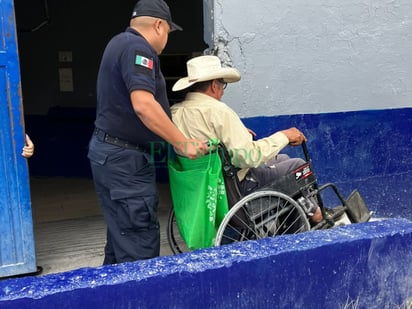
[172,55,241,91]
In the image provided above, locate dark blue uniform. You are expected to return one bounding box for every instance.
[88,27,169,264]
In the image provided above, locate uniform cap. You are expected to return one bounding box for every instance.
[132,0,183,32]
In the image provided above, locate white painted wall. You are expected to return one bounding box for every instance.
[205,0,412,117]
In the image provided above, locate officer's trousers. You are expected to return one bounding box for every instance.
[88,134,160,264]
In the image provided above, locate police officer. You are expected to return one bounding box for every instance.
[88,0,208,264]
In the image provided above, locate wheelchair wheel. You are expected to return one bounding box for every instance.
[215,190,310,246]
[166,207,190,254]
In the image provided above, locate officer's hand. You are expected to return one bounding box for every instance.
[175,139,209,159]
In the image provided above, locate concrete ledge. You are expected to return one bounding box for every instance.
[1,218,411,308]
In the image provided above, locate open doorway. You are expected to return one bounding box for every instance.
[14,0,207,275]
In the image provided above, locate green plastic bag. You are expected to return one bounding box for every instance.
[168,141,229,249]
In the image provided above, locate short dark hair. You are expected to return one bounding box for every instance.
[188,80,212,93]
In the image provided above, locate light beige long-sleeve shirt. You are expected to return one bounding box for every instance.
[171,92,289,181]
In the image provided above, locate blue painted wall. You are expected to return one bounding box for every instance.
[25,107,95,178]
[1,218,411,308]
[25,107,412,219]
[243,107,412,220]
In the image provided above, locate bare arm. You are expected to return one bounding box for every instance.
[131,90,208,158]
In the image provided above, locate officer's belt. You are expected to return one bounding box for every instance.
[94,127,148,153]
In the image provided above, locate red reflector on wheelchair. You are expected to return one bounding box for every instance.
[294,163,313,181]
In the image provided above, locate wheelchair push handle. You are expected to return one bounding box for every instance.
[207,138,220,147]
[301,140,310,162]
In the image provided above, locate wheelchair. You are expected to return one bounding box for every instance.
[167,141,372,254]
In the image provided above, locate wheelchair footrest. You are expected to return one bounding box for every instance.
[344,189,372,223]
[324,205,346,221]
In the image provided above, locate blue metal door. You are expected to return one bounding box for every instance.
[0,0,37,277]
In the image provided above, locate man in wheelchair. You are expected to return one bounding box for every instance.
[171,55,323,224]
[167,55,371,251]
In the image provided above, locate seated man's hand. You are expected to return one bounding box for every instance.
[281,127,306,146]
[175,139,209,159]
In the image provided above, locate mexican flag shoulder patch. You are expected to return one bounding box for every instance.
[135,54,153,70]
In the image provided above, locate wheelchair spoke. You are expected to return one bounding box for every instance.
[167,190,311,251]
[222,212,261,242]
[215,191,310,246]
[167,207,190,254]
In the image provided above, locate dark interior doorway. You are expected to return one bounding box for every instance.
[13,0,207,223]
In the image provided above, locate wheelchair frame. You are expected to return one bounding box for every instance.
[167,142,371,254]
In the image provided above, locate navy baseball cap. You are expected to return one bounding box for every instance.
[131,0,183,32]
